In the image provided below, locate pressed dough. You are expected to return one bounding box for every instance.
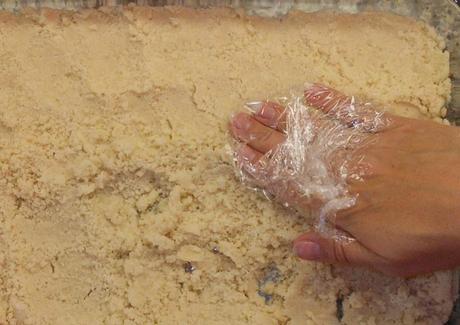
[0,6,456,325]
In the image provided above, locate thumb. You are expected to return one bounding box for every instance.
[293,231,384,268]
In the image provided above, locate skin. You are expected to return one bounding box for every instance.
[229,83,460,277]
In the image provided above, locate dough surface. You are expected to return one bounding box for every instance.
[0,6,455,325]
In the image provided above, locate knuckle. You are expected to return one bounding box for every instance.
[331,241,351,264]
[333,198,368,230]
[261,128,275,142]
[262,129,283,148]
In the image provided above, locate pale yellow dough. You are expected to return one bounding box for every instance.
[0,6,455,325]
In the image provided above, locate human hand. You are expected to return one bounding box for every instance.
[229,84,460,277]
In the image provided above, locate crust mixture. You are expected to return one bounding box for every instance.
[0,6,455,325]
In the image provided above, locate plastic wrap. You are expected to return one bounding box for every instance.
[232,83,388,240]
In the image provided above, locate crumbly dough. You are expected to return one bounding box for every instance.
[0,6,455,325]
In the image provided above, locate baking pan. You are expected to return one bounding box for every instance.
[0,0,459,323]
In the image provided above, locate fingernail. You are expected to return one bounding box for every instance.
[245,101,264,113]
[294,241,322,260]
[238,146,257,162]
[232,114,251,130]
[258,104,276,120]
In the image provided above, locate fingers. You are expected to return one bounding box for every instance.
[293,231,386,269]
[246,84,373,135]
[304,83,352,115]
[304,83,386,131]
[235,144,263,165]
[243,83,387,138]
[230,112,285,154]
[248,101,286,131]
[244,83,371,135]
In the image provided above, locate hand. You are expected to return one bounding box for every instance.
[229,84,460,277]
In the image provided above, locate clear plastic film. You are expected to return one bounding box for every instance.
[231,83,389,241]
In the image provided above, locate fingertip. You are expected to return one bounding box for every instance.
[293,232,327,261]
[245,101,264,113]
[258,103,277,120]
[253,101,286,131]
[231,112,252,130]
[292,231,384,268]
[304,83,325,102]
[229,112,253,142]
[305,83,342,111]
[236,144,262,165]
[293,240,322,260]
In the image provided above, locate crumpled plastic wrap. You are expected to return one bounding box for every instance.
[232,84,389,240]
